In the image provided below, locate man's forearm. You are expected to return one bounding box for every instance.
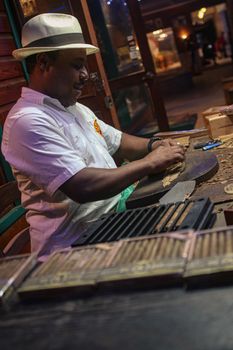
[115,133,149,161]
[60,139,185,204]
[60,158,152,203]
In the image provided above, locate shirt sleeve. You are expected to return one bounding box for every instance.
[3,114,87,196]
[97,117,122,155]
[79,103,122,155]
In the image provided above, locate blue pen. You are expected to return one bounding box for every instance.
[202,141,222,151]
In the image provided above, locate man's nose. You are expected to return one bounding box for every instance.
[79,66,89,81]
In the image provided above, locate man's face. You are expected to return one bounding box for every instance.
[44,49,88,107]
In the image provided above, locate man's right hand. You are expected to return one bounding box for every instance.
[144,140,185,175]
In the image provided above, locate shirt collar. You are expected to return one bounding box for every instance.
[21,87,67,111]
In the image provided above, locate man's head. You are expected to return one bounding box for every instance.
[27,48,89,107]
[13,13,98,107]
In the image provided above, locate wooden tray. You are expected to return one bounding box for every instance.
[126,151,218,209]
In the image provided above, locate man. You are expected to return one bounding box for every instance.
[1,13,185,260]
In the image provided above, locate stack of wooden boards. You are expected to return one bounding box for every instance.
[202,105,233,138]
[2,226,233,303]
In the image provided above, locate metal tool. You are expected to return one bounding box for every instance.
[159,181,196,205]
[202,141,222,151]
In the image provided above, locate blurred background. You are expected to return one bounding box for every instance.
[2,0,233,138]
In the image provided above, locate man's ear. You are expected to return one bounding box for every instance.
[36,53,51,71]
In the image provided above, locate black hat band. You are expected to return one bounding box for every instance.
[24,32,85,48]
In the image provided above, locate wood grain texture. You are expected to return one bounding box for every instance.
[0,13,11,32]
[0,78,25,105]
[0,35,15,56]
[0,58,23,80]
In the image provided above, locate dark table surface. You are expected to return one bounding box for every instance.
[1,285,233,350]
[2,138,233,350]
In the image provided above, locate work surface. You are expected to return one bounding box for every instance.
[2,135,233,349]
[1,286,233,350]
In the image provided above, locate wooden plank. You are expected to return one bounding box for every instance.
[0,57,23,81]
[0,78,26,105]
[155,128,208,138]
[0,13,10,33]
[0,35,15,56]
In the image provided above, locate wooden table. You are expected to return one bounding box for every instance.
[188,135,233,227]
[1,286,233,350]
[2,133,233,350]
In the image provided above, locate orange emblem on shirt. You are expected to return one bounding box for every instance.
[94,119,103,136]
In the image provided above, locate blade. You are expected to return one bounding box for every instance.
[159,180,196,205]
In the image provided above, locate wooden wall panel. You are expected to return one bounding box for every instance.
[0,78,25,105]
[0,4,26,187]
[0,13,10,32]
[0,5,28,240]
[0,35,15,56]
[0,58,23,80]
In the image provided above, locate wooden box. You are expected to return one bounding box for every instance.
[0,254,36,304]
[184,227,233,289]
[202,106,228,117]
[204,113,233,138]
[18,233,191,300]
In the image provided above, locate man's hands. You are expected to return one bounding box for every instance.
[144,138,185,175]
[60,135,186,203]
[150,138,183,150]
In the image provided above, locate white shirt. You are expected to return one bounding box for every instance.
[2,87,122,260]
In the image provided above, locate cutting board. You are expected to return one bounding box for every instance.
[126,151,218,209]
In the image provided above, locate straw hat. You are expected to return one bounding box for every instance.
[12,13,99,60]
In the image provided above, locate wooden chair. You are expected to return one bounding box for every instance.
[0,127,30,256]
[0,180,30,256]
